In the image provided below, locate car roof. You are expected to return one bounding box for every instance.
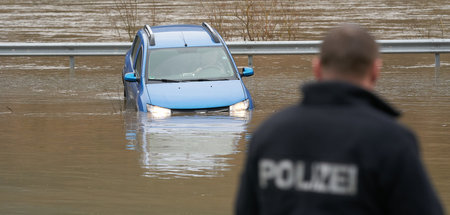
[149,24,222,49]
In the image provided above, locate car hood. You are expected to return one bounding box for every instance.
[146,80,246,109]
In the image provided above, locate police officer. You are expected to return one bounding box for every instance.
[235,24,444,215]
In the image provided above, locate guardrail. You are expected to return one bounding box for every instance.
[0,39,449,74]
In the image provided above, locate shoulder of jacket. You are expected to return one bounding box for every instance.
[249,105,300,148]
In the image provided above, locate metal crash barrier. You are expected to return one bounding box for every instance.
[0,40,449,76]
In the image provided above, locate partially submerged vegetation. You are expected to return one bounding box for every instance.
[105,0,162,42]
[106,0,448,41]
[107,0,301,41]
[202,0,300,41]
[407,16,446,39]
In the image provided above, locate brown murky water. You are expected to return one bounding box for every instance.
[0,1,449,214]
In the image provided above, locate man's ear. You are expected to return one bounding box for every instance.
[370,58,382,83]
[312,57,322,81]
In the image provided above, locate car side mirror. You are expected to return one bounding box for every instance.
[240,67,254,77]
[124,72,138,82]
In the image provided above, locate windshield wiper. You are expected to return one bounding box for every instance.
[148,78,181,82]
[187,78,232,82]
[148,78,233,82]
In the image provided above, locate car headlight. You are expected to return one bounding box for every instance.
[146,104,171,118]
[229,99,250,112]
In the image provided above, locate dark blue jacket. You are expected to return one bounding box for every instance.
[235,81,444,215]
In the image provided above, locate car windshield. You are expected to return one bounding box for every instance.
[147,46,238,82]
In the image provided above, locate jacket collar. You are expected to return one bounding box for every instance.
[301,81,400,117]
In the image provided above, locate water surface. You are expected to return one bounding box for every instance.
[0,1,449,214]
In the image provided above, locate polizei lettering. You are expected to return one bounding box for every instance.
[259,159,358,195]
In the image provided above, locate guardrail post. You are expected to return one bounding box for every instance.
[69,56,75,74]
[248,55,253,68]
[435,53,440,79]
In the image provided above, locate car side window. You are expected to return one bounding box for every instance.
[135,47,143,80]
[131,36,141,62]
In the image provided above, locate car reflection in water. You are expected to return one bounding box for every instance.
[124,111,251,179]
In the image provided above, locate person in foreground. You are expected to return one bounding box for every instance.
[235,24,444,215]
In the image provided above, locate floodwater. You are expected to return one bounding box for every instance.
[0,1,449,214]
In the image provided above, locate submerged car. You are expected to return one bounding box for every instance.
[122,22,254,117]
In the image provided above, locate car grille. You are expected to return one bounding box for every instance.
[171,106,229,115]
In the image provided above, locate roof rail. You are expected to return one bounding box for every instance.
[202,22,220,43]
[144,25,155,46]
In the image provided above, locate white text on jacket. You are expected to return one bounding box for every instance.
[259,159,358,195]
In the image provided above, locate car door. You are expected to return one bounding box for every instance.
[126,41,144,103]
[129,46,145,108]
[124,36,141,101]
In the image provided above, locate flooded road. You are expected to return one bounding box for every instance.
[0,1,449,214]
